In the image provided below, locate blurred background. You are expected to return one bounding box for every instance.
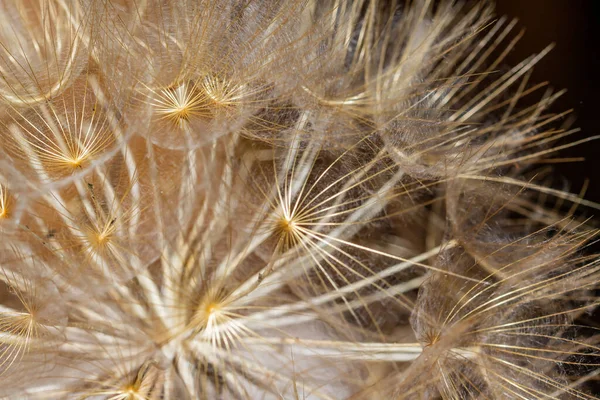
[496,0,600,205]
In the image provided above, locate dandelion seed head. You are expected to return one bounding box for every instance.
[0,1,597,399]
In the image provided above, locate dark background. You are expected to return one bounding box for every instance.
[496,0,600,207]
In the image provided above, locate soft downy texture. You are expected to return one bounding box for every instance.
[0,0,599,399]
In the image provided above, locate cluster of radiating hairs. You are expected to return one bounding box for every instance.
[0,0,599,398]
